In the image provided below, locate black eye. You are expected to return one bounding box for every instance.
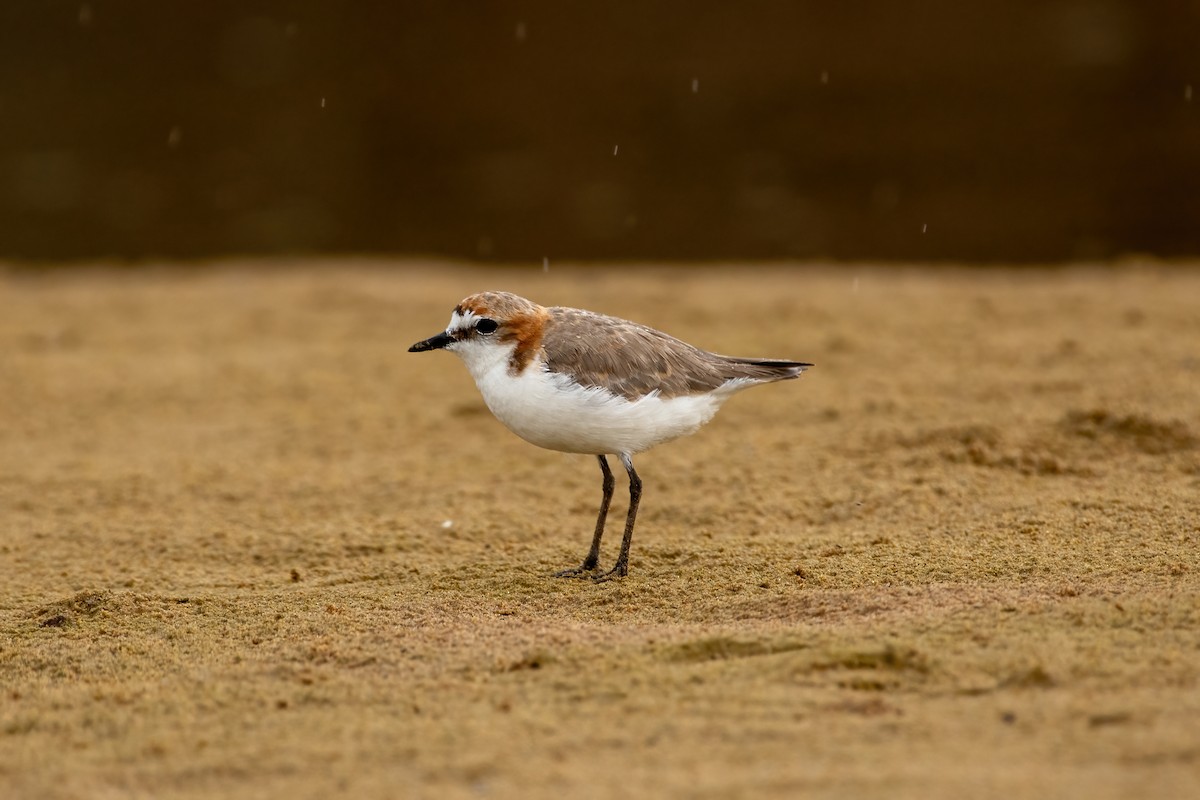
[476,318,498,335]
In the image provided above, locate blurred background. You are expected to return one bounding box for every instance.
[3,1,1197,264]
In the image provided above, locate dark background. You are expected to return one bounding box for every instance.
[3,1,1198,263]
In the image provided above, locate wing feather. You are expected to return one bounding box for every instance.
[542,308,809,400]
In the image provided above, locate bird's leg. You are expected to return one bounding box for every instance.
[555,455,614,578]
[594,453,641,582]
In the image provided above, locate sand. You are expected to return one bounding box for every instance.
[1,261,1198,799]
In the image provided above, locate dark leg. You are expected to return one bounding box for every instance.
[594,453,641,582]
[554,455,614,577]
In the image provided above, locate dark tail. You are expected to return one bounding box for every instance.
[722,357,813,382]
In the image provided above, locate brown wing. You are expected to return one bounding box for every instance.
[542,307,809,400]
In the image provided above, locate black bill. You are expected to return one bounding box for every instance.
[408,331,454,352]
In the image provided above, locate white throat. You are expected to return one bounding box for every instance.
[450,338,518,387]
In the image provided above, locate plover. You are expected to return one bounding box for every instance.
[409,291,811,581]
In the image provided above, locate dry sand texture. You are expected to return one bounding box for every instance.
[1,262,1199,799]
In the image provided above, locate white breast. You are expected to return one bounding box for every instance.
[451,339,737,455]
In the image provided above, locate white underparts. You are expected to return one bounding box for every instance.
[449,338,756,455]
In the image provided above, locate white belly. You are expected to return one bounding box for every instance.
[454,342,731,455]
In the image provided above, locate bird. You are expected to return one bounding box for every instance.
[409,291,811,581]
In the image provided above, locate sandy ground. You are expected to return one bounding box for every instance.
[1,261,1198,799]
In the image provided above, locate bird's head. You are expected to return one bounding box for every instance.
[409,291,549,375]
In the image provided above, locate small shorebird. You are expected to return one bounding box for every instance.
[409,292,811,581]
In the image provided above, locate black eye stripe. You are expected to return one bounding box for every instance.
[476,318,499,335]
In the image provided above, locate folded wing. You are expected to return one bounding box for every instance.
[542,307,811,401]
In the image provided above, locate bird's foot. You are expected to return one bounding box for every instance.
[554,562,598,579]
[591,561,628,583]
